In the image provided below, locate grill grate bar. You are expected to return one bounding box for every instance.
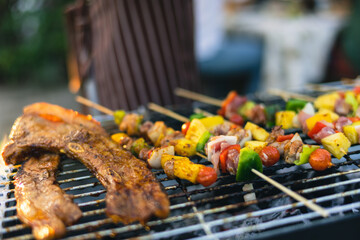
[1,197,195,224]
[200,188,360,232]
[64,221,204,240]
[4,182,360,237]
[58,168,89,176]
[7,167,88,178]
[3,167,359,219]
[72,189,106,199]
[190,201,360,240]
[58,175,95,184]
[299,178,360,194]
[3,101,360,239]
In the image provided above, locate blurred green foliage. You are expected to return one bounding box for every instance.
[0,0,73,86]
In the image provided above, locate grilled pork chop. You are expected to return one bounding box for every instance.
[3,103,170,224]
[15,154,82,240]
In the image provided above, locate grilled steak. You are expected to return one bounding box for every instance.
[3,103,170,224]
[15,154,81,240]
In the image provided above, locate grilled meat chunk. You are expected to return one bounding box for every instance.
[23,102,107,136]
[266,126,284,144]
[15,154,81,240]
[3,103,170,225]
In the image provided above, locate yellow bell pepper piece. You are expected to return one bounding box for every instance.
[174,159,203,184]
[306,113,332,131]
[356,94,360,105]
[314,92,340,111]
[161,154,204,184]
[275,111,296,129]
[185,119,208,144]
[111,133,129,143]
[343,125,358,145]
[171,138,197,157]
[321,132,351,159]
[353,121,360,126]
[161,154,182,169]
[317,108,339,122]
[199,116,224,131]
[244,141,268,154]
[244,122,269,141]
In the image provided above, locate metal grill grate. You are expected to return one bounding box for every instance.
[2,102,360,239]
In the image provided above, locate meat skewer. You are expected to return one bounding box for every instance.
[147,102,329,218]
[15,154,82,240]
[2,103,170,225]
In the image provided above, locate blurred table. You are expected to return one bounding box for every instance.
[227,11,344,91]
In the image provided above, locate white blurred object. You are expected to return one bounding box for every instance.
[194,0,225,61]
[229,11,344,91]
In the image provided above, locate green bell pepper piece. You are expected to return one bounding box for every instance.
[196,131,212,152]
[265,104,282,128]
[294,144,320,165]
[238,101,256,118]
[114,110,126,125]
[189,113,206,121]
[131,138,149,157]
[345,92,358,117]
[236,148,263,182]
[286,99,308,113]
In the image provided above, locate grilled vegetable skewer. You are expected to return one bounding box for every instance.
[148,102,330,218]
[77,96,334,173]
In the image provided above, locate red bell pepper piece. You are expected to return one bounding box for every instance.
[348,117,360,123]
[219,91,238,115]
[276,134,294,142]
[219,144,241,173]
[307,121,328,140]
[353,86,360,95]
[147,149,153,160]
[229,114,244,126]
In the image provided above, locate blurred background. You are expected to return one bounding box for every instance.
[0,0,359,137]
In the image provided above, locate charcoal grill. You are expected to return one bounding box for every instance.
[2,90,360,240]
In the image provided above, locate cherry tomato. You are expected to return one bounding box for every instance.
[196,167,217,187]
[309,149,333,171]
[219,144,241,173]
[181,122,190,135]
[229,114,244,126]
[276,134,294,142]
[259,146,280,167]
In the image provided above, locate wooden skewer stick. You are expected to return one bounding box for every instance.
[196,152,207,159]
[340,149,347,156]
[306,84,344,93]
[307,76,360,92]
[175,88,223,107]
[148,102,329,218]
[148,102,189,123]
[251,169,329,218]
[76,96,114,116]
[267,88,316,102]
[341,76,360,86]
